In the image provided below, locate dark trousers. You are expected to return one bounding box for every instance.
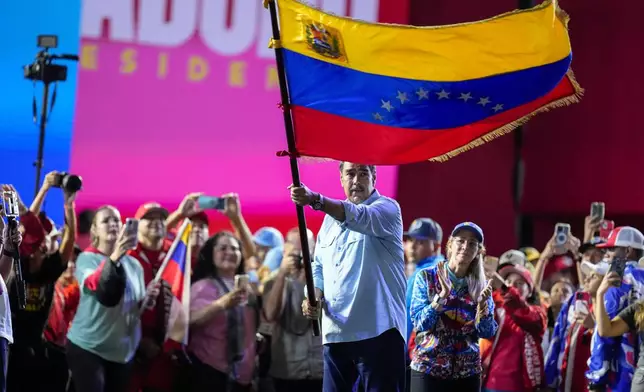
[273,378,323,392]
[66,341,132,392]
[323,328,406,392]
[7,342,69,392]
[409,370,480,392]
[188,354,250,392]
[0,338,8,392]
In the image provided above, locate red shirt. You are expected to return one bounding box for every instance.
[128,242,171,339]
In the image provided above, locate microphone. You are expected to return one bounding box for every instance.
[2,191,26,310]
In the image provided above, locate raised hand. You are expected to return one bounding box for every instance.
[222,193,241,219]
[478,279,493,303]
[110,225,137,262]
[178,192,203,218]
[436,262,452,299]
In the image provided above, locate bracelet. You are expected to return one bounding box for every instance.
[3,248,14,258]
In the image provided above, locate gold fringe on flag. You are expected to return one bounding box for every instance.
[429,69,584,163]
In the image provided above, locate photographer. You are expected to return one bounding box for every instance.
[4,181,76,392]
[263,242,323,392]
[0,210,23,392]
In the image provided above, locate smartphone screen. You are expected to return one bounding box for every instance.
[575,292,590,314]
[234,274,250,290]
[591,202,605,221]
[198,195,226,210]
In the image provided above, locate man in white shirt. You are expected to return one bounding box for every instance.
[290,162,406,392]
[0,214,23,392]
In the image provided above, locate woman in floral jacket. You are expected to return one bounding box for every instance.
[410,222,497,391]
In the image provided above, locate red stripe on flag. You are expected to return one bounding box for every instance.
[161,261,185,300]
[291,76,576,165]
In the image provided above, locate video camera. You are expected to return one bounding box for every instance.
[23,35,79,84]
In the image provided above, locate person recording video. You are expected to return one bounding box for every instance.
[0,212,23,392]
[263,242,323,392]
[3,178,77,392]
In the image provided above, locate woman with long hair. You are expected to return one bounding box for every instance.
[188,231,257,392]
[66,206,159,392]
[409,222,496,391]
[596,270,644,392]
[480,262,547,392]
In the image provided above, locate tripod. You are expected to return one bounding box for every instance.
[33,81,52,196]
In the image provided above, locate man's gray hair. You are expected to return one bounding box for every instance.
[338,162,376,175]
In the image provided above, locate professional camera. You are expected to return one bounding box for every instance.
[53,172,83,193]
[23,35,78,84]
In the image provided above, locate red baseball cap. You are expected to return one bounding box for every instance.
[498,263,534,291]
[188,211,209,225]
[134,202,169,220]
[596,226,644,250]
[18,212,47,256]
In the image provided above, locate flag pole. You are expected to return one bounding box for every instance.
[264,0,321,337]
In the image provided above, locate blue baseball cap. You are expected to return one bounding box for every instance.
[451,222,484,244]
[253,227,284,249]
[404,218,443,242]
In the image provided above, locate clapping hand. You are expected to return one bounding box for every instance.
[478,279,493,304]
[436,262,452,299]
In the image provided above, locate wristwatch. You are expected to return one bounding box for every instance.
[433,294,448,306]
[310,193,324,211]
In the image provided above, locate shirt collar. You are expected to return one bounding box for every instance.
[357,189,381,206]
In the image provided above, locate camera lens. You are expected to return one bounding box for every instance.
[62,174,82,193]
[555,233,566,245]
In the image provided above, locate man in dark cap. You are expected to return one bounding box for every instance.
[404,218,444,345]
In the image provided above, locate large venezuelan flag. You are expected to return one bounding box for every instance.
[276,0,583,164]
[159,220,192,346]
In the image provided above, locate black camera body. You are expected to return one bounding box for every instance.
[54,172,83,193]
[23,35,78,84]
[24,60,68,84]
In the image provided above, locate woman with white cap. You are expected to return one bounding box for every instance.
[409,222,496,391]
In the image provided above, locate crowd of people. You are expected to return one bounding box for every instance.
[0,163,643,392]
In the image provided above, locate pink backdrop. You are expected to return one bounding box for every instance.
[70,0,409,234]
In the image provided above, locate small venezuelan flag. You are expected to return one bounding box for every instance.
[160,220,192,347]
[276,0,583,164]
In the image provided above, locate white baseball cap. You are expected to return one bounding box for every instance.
[499,250,527,267]
[596,227,644,250]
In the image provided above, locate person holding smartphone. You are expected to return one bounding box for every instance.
[595,266,644,392]
[66,206,160,392]
[545,261,606,392]
[0,212,23,392]
[586,226,644,392]
[480,263,547,392]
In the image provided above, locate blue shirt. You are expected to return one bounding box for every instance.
[312,190,406,345]
[405,255,444,343]
[67,252,146,363]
